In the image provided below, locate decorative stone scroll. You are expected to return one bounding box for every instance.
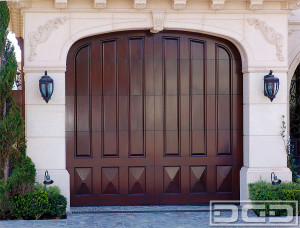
[247,18,284,62]
[150,11,165,33]
[173,0,187,10]
[284,1,300,10]
[248,0,263,9]
[134,0,147,9]
[94,0,106,8]
[28,17,67,61]
[211,0,225,9]
[54,0,67,8]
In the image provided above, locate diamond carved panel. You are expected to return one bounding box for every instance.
[190,166,207,193]
[102,167,119,194]
[164,167,181,193]
[128,167,146,194]
[74,168,93,195]
[217,166,232,192]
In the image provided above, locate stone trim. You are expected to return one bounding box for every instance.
[248,0,263,10]
[133,0,147,9]
[54,0,68,9]
[150,11,165,33]
[211,0,225,10]
[94,0,107,8]
[173,0,187,10]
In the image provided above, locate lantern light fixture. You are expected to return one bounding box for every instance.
[43,170,54,191]
[271,172,281,185]
[39,71,54,103]
[264,70,279,102]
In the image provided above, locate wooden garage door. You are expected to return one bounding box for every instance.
[66,31,243,206]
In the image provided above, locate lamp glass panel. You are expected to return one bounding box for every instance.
[47,83,53,96]
[41,83,47,97]
[267,82,273,95]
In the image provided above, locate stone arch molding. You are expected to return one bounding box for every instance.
[25,13,252,70]
[58,21,250,71]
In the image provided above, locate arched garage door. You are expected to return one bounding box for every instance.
[66,31,243,206]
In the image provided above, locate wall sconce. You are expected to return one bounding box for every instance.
[271,172,281,185]
[264,70,279,102]
[43,170,54,191]
[39,71,54,103]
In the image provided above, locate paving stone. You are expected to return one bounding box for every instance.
[0,206,299,227]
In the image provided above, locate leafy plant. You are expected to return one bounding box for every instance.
[249,181,300,216]
[47,193,67,218]
[281,115,299,182]
[13,190,50,220]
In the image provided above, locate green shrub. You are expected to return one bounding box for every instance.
[32,183,67,218]
[13,190,50,220]
[0,180,14,219]
[34,183,61,195]
[249,181,300,216]
[33,183,66,218]
[47,193,67,218]
[7,156,36,197]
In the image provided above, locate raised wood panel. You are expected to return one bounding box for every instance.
[163,38,180,156]
[75,45,91,157]
[129,38,145,156]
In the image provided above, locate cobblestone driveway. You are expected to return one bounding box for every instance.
[0,205,298,228]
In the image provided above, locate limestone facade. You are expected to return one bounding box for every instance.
[8,0,300,209]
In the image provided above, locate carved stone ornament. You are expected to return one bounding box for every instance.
[94,0,106,8]
[247,18,284,62]
[134,0,147,9]
[150,11,165,33]
[55,0,67,8]
[248,0,263,9]
[173,0,187,10]
[211,0,225,10]
[284,1,300,10]
[28,17,67,61]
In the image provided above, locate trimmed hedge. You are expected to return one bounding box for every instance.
[249,181,300,216]
[11,185,67,220]
[13,190,49,220]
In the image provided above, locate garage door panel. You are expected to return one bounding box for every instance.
[206,95,216,129]
[233,95,243,129]
[217,130,231,155]
[76,131,91,157]
[145,96,155,130]
[75,45,90,96]
[118,131,129,158]
[190,166,207,193]
[91,41,101,96]
[91,96,102,132]
[118,59,129,96]
[128,166,146,195]
[92,132,101,158]
[74,167,93,195]
[216,165,233,193]
[190,41,205,95]
[67,31,242,206]
[118,96,129,131]
[207,129,217,156]
[191,130,205,155]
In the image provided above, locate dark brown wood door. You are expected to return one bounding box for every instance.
[66,31,243,206]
